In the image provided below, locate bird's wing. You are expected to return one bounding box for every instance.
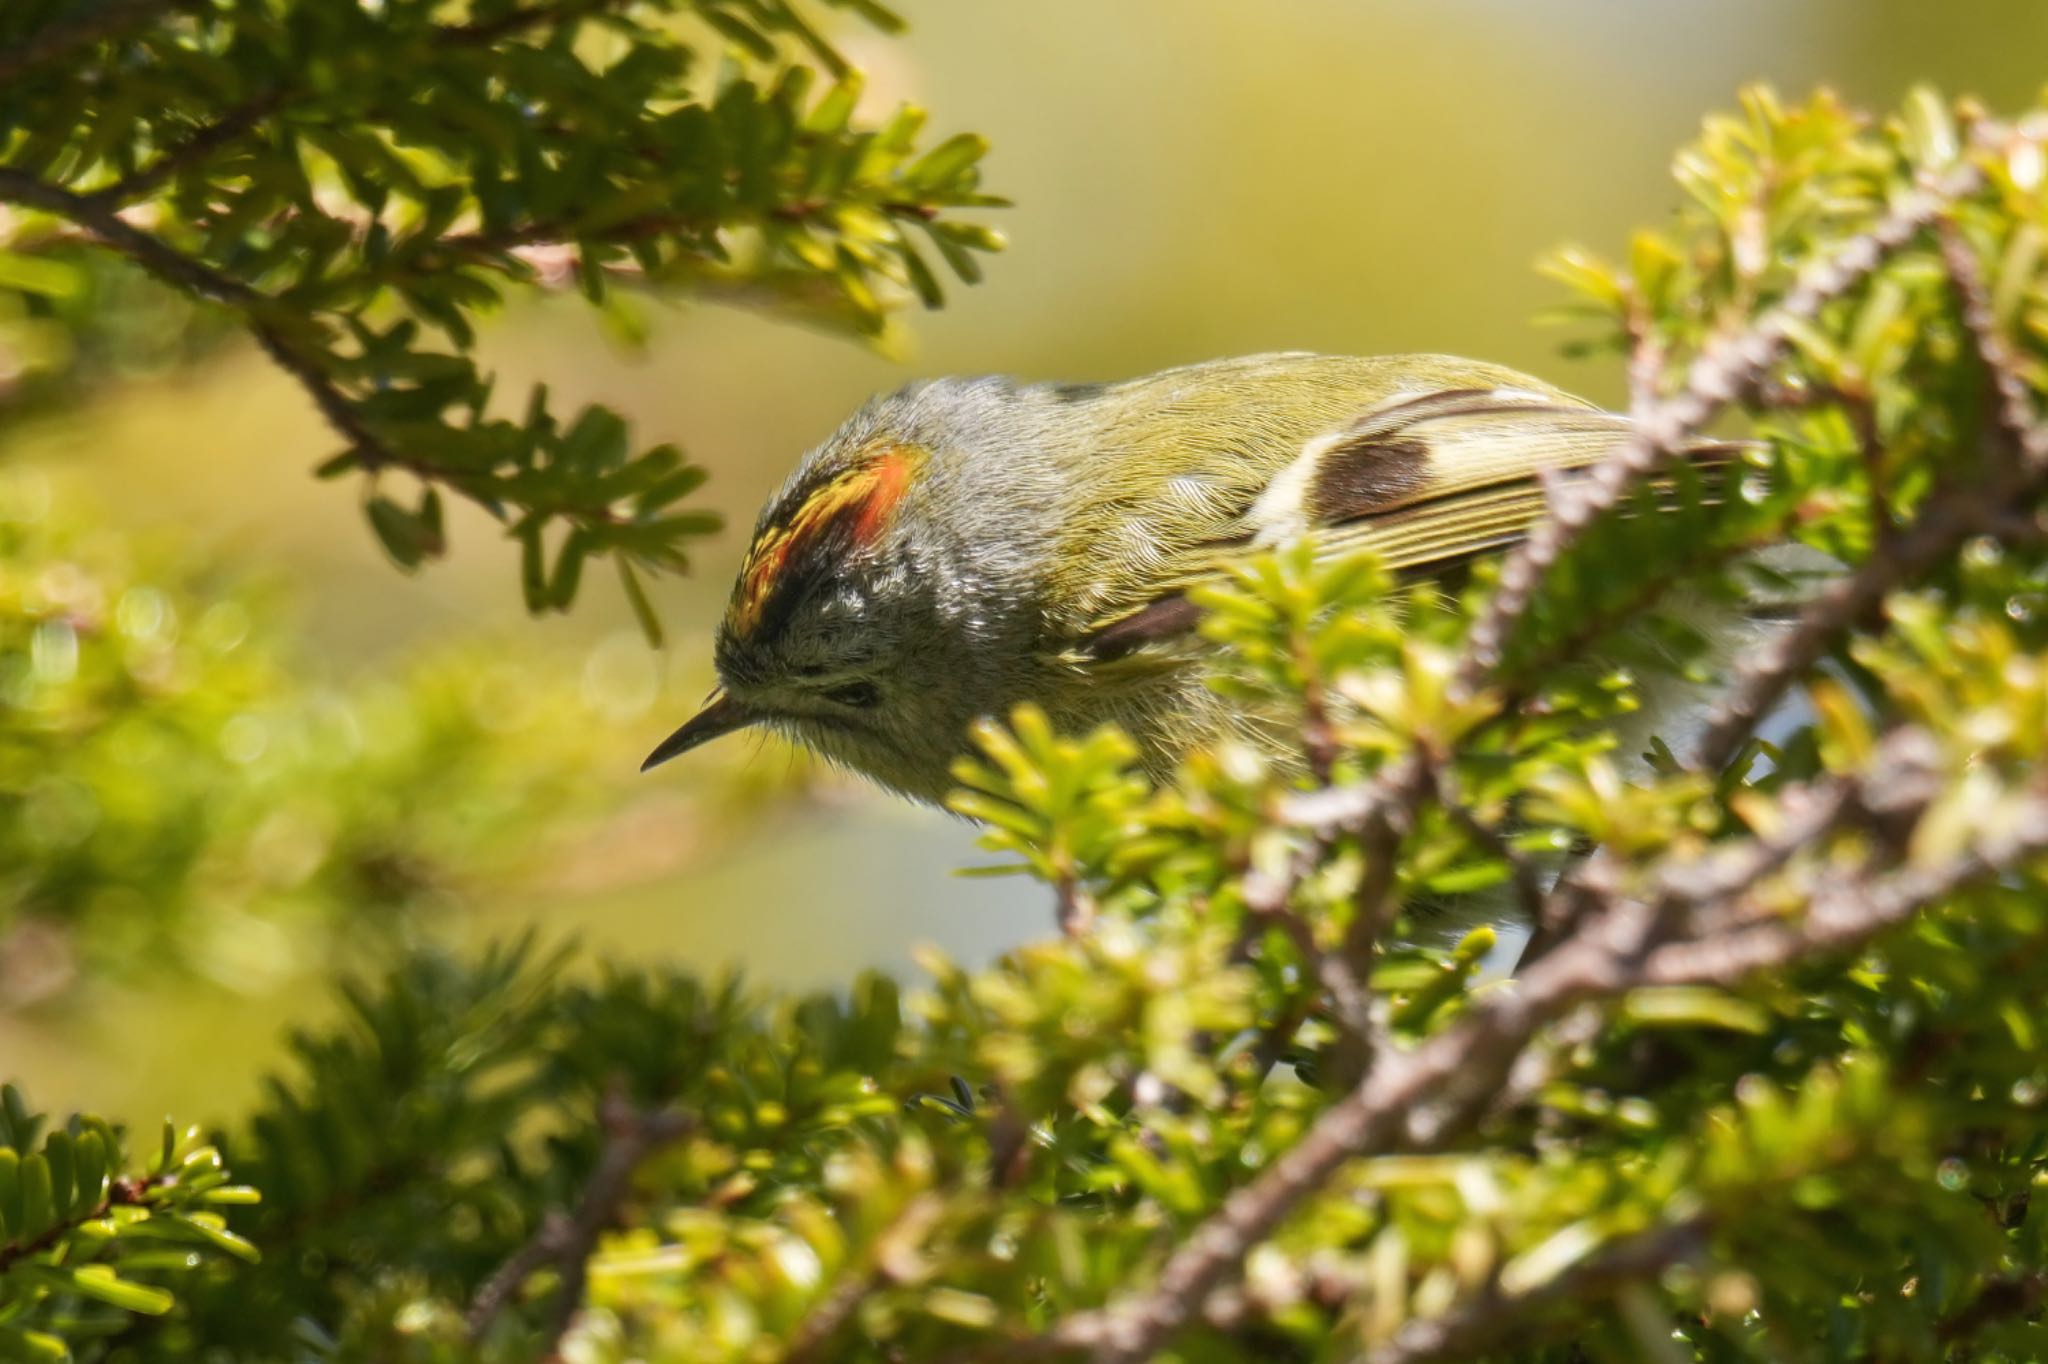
[1067,384,1740,664]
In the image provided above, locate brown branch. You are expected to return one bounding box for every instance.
[1030,914,1634,1358]
[1198,1256,1364,1335]
[1938,209,2048,466]
[1243,985,1323,1083]
[1686,479,2020,774]
[1487,1001,1606,1119]
[1758,379,1898,542]
[1288,171,1980,851]
[1842,384,1897,543]
[0,166,263,307]
[90,90,292,206]
[1658,754,1899,914]
[0,0,185,85]
[1052,865,1097,937]
[1338,753,1427,984]
[1008,140,2018,1364]
[1028,739,2047,1362]
[0,165,430,478]
[1232,632,1404,1064]
[0,1174,162,1274]
[450,197,938,260]
[444,212,706,258]
[1929,1269,2048,1349]
[1029,899,1666,1359]
[466,1092,693,1349]
[1621,290,1666,418]
[1457,163,1979,691]
[1688,208,2048,775]
[1431,764,1546,927]
[1242,841,1376,1044]
[1637,784,2048,989]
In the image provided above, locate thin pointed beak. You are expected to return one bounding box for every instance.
[641,690,756,772]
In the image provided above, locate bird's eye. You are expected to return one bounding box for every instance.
[822,680,880,708]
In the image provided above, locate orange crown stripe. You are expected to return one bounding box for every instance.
[730,445,922,635]
[852,447,916,541]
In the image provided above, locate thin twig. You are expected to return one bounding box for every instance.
[780,1195,945,1364]
[1052,866,1097,937]
[0,1173,163,1274]
[1685,211,2048,774]
[1638,785,2048,989]
[1231,632,1403,1063]
[1242,843,1375,1043]
[1338,753,1427,986]
[466,1092,693,1348]
[89,90,291,206]
[0,165,425,477]
[1458,165,1979,689]
[1027,767,2048,1362]
[1487,1001,1605,1120]
[0,0,185,85]
[1689,421,2046,775]
[1927,1270,2048,1348]
[1842,384,1897,543]
[1431,764,1546,926]
[1756,378,1899,542]
[1938,214,2048,465]
[1244,986,1323,1083]
[1656,759,1890,912]
[0,167,263,307]
[1199,1256,1364,1335]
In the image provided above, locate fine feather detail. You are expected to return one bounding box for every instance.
[1076,384,1743,654]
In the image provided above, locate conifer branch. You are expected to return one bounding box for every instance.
[466,1092,694,1348]
[1032,749,2048,1362]
[1024,154,2024,1363]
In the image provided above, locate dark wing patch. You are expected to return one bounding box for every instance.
[1076,593,1205,661]
[1305,435,1432,524]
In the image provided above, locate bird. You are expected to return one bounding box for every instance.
[641,351,1771,805]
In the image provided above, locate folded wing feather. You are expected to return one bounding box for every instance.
[1073,386,1741,660]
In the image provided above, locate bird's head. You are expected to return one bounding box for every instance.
[642,381,1060,802]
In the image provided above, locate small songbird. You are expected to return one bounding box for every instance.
[642,352,1752,803]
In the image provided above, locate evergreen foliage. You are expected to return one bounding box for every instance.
[0,468,691,1002]
[5,6,2048,1360]
[0,1084,256,1362]
[0,0,1002,631]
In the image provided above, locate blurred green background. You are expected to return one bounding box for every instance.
[6,0,2047,1128]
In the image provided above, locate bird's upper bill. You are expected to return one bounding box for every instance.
[641,690,756,770]
[640,443,925,772]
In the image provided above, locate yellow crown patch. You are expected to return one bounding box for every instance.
[729,445,923,637]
